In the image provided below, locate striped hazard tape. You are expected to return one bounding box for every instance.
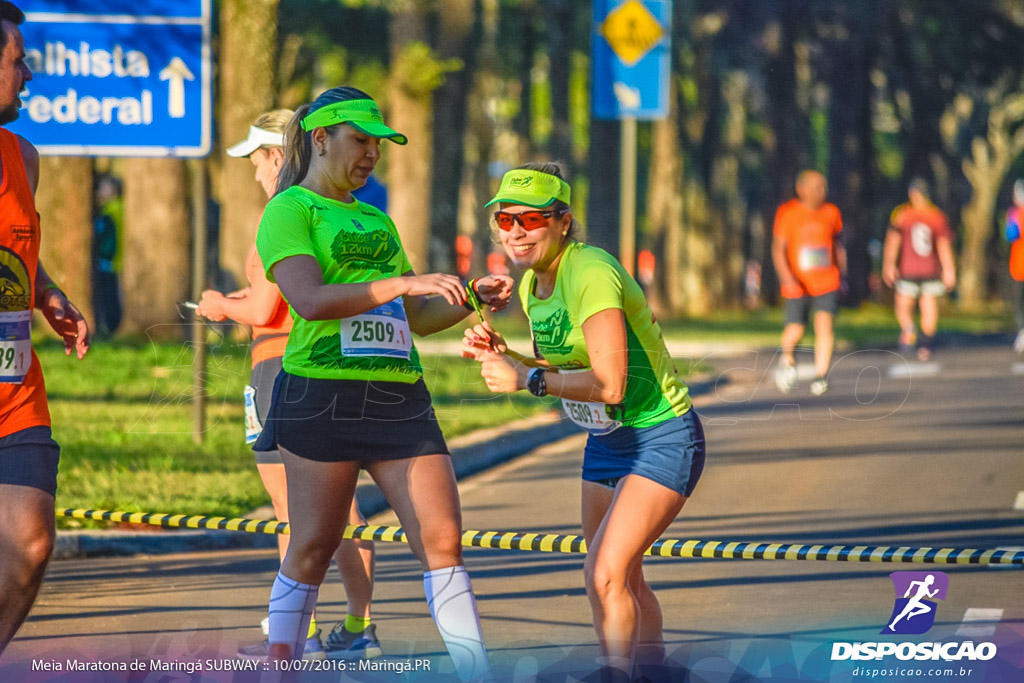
[57,508,1024,566]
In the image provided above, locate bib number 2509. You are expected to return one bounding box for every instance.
[340,299,412,359]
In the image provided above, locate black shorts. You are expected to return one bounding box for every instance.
[251,357,284,465]
[784,290,838,325]
[253,371,450,463]
[0,426,60,496]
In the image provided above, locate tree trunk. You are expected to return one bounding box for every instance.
[960,93,1024,308]
[827,3,877,306]
[217,0,280,288]
[546,0,573,165]
[36,157,93,328]
[388,2,434,274]
[429,0,477,273]
[646,81,683,318]
[121,159,191,338]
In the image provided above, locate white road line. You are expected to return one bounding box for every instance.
[954,608,1004,637]
[888,362,940,378]
[1015,491,1024,511]
[1012,363,1024,376]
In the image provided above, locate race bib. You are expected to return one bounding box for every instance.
[910,222,934,257]
[562,398,624,436]
[0,310,32,384]
[798,246,830,271]
[243,385,261,444]
[340,298,412,359]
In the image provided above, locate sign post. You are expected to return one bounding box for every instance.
[13,0,213,443]
[592,0,671,277]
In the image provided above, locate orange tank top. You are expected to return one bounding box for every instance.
[0,128,50,438]
[244,242,291,367]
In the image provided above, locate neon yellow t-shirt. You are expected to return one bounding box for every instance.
[256,185,423,383]
[518,241,691,429]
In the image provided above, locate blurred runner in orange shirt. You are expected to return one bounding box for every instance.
[882,179,955,361]
[771,170,846,395]
[1005,179,1024,353]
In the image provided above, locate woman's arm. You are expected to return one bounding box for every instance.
[405,274,514,336]
[477,308,628,404]
[196,248,283,325]
[271,255,467,321]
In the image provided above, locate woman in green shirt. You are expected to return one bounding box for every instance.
[463,163,706,678]
[255,87,511,679]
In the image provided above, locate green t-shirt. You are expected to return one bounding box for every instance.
[518,241,691,429]
[256,185,423,383]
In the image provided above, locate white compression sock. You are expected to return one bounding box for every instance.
[423,565,490,680]
[268,571,318,659]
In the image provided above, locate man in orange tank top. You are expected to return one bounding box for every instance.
[0,2,90,656]
[771,170,846,396]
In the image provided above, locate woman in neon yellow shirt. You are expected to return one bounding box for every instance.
[463,163,706,678]
[255,87,511,679]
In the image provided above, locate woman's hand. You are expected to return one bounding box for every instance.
[479,353,524,393]
[196,290,228,322]
[473,274,515,311]
[403,273,468,307]
[461,321,507,360]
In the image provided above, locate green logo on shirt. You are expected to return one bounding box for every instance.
[331,229,400,272]
[532,308,574,354]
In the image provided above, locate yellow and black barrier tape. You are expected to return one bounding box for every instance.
[58,508,1024,566]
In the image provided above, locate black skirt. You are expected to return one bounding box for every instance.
[253,371,450,462]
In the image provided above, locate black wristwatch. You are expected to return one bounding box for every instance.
[526,367,548,397]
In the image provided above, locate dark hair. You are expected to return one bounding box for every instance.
[0,2,24,52]
[514,161,581,242]
[275,86,374,195]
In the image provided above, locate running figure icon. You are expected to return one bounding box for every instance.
[882,571,949,635]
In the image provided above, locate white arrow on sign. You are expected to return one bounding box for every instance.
[159,57,195,119]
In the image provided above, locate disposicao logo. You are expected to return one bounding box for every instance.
[830,571,998,663]
[882,571,948,635]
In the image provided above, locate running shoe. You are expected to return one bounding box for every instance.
[237,632,326,661]
[809,377,829,396]
[325,622,383,660]
[774,362,797,393]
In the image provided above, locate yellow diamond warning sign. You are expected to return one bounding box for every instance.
[600,0,665,67]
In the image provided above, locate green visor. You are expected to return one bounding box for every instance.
[300,99,408,145]
[485,169,571,208]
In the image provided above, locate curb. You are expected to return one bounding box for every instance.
[52,380,717,560]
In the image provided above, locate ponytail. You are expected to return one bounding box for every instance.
[275,104,312,195]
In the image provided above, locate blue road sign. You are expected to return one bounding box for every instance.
[9,0,212,157]
[591,0,671,120]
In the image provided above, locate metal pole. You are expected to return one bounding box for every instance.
[190,159,208,444]
[619,115,637,276]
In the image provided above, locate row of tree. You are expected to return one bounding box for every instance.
[35,0,1024,338]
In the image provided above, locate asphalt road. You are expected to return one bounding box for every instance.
[3,336,1022,682]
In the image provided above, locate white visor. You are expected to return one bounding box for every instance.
[225,126,284,157]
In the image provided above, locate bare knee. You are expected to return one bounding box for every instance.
[282,538,337,584]
[3,524,55,587]
[584,555,629,602]
[419,523,463,570]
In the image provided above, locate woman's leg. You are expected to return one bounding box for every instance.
[256,463,289,562]
[333,498,374,620]
[366,454,488,680]
[268,449,360,659]
[583,475,686,667]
